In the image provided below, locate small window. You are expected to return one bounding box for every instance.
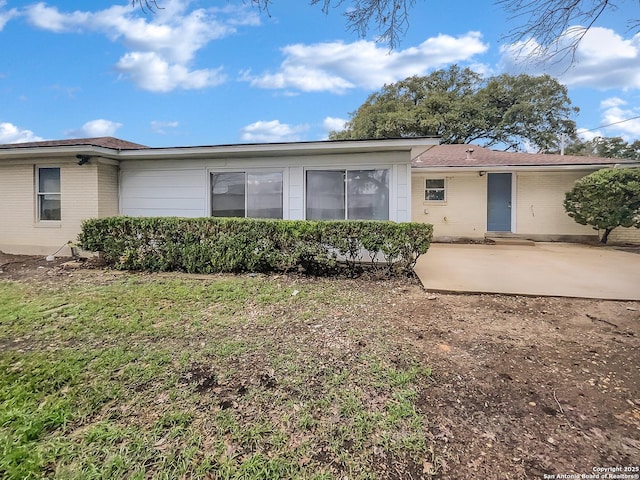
[211,171,283,218]
[37,167,61,221]
[425,179,445,201]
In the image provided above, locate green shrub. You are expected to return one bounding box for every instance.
[564,168,640,244]
[78,217,433,276]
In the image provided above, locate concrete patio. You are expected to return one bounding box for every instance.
[414,242,640,300]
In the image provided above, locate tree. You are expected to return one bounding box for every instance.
[132,0,639,52]
[564,137,640,160]
[564,168,640,244]
[330,66,578,152]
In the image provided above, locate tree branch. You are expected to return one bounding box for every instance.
[131,0,163,14]
[497,0,639,64]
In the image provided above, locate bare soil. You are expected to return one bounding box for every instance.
[1,252,639,479]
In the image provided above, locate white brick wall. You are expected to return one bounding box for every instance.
[516,171,596,235]
[410,169,640,244]
[0,159,102,255]
[97,163,119,217]
[412,172,487,238]
[608,227,640,244]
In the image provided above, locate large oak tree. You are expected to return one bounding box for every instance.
[330,65,578,152]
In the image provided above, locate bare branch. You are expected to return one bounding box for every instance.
[334,0,416,48]
[498,0,639,63]
[131,0,163,14]
[129,0,638,57]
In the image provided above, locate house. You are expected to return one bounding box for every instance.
[0,136,438,256]
[2,136,639,257]
[411,144,640,244]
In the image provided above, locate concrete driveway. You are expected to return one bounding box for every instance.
[414,242,640,300]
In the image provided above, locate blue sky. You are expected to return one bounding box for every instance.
[1,0,639,148]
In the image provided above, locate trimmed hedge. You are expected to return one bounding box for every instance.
[78,217,433,276]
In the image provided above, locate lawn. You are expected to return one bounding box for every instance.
[1,265,639,479]
[0,274,434,479]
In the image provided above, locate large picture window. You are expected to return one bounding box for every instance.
[306,169,389,220]
[211,171,283,218]
[37,167,61,221]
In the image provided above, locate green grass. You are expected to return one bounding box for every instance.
[0,274,435,479]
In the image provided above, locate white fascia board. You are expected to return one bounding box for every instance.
[118,138,440,160]
[0,145,120,161]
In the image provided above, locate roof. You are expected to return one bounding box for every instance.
[0,136,439,161]
[0,137,147,150]
[413,144,638,168]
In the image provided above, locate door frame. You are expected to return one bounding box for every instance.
[486,172,516,233]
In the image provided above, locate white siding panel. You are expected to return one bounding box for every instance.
[394,163,411,222]
[122,169,203,187]
[120,167,206,217]
[124,208,204,218]
[124,186,204,199]
[288,166,304,220]
[124,197,204,210]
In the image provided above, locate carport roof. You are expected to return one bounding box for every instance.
[412,144,638,168]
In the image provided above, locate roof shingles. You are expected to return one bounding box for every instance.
[413,144,636,168]
[0,137,147,150]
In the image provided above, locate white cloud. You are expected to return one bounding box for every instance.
[23,1,258,92]
[151,120,179,134]
[598,98,640,139]
[244,66,354,94]
[600,97,626,109]
[241,120,309,143]
[577,98,640,141]
[116,52,225,92]
[65,119,122,138]
[244,32,488,93]
[500,27,640,90]
[0,1,18,30]
[576,128,600,142]
[25,2,90,33]
[0,122,44,143]
[210,4,261,27]
[323,117,347,133]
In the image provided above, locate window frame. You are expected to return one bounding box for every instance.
[209,169,284,219]
[425,178,446,203]
[304,167,391,221]
[36,166,62,222]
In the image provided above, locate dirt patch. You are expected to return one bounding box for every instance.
[2,252,639,479]
[392,292,640,478]
[0,252,72,280]
[0,251,114,285]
